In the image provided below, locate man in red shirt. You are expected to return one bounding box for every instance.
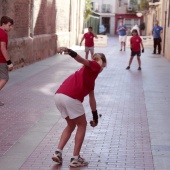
[80,26,98,59]
[126,29,144,70]
[0,16,14,106]
[52,47,107,167]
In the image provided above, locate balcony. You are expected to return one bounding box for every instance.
[92,3,113,13]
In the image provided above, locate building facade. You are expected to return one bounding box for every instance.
[161,0,170,60]
[91,0,143,35]
[91,0,116,35]
[0,0,85,68]
[144,0,170,60]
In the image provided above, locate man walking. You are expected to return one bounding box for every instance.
[152,20,163,54]
[0,16,14,106]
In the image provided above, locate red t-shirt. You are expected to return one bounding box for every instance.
[56,60,101,102]
[130,36,142,52]
[84,32,95,47]
[0,28,8,63]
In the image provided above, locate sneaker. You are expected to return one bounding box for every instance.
[0,101,4,106]
[138,67,141,70]
[120,49,122,51]
[70,155,88,167]
[52,151,62,164]
[126,66,130,70]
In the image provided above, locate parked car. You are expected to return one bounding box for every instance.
[99,25,106,35]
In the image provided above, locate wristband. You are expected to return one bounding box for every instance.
[67,49,77,58]
[7,60,12,65]
[92,110,98,122]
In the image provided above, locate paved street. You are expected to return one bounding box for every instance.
[0,36,170,170]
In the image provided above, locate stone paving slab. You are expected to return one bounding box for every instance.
[0,36,170,170]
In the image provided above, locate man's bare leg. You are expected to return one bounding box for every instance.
[0,79,8,90]
[57,117,76,150]
[73,114,87,156]
[90,50,94,59]
[85,51,89,59]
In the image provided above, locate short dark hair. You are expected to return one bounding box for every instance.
[88,26,92,29]
[132,29,138,35]
[0,16,14,26]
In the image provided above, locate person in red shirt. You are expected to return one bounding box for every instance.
[0,16,14,106]
[52,47,107,167]
[126,29,144,70]
[80,26,98,59]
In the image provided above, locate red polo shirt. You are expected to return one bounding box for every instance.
[0,28,8,63]
[84,32,95,47]
[56,60,101,102]
[130,36,142,52]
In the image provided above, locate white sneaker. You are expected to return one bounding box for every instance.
[70,156,88,167]
[0,101,4,106]
[52,151,62,164]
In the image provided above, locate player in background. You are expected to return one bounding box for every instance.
[126,29,144,70]
[80,26,98,59]
[0,16,14,106]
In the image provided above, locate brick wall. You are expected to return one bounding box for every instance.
[0,0,85,68]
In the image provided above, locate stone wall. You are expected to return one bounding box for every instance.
[0,0,85,68]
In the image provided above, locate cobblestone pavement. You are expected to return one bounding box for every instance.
[0,36,170,170]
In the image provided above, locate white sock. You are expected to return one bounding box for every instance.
[56,149,62,153]
[73,155,79,159]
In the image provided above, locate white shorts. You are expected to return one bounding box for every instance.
[85,46,94,52]
[54,93,85,119]
[119,35,127,42]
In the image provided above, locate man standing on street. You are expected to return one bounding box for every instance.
[0,16,14,106]
[117,20,127,51]
[80,26,98,59]
[152,20,163,54]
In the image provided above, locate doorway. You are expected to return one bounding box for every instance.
[102,17,110,33]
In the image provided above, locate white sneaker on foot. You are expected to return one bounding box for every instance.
[52,151,62,164]
[70,155,88,167]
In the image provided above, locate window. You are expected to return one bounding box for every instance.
[102,4,111,13]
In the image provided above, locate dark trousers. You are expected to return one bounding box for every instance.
[153,38,161,54]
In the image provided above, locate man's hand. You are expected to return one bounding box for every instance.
[7,60,13,71]
[57,47,68,54]
[8,66,13,71]
[142,48,144,53]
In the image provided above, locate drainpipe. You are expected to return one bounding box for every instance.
[30,0,34,38]
[69,0,71,47]
[163,10,167,56]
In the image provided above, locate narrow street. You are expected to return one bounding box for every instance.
[0,36,170,170]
